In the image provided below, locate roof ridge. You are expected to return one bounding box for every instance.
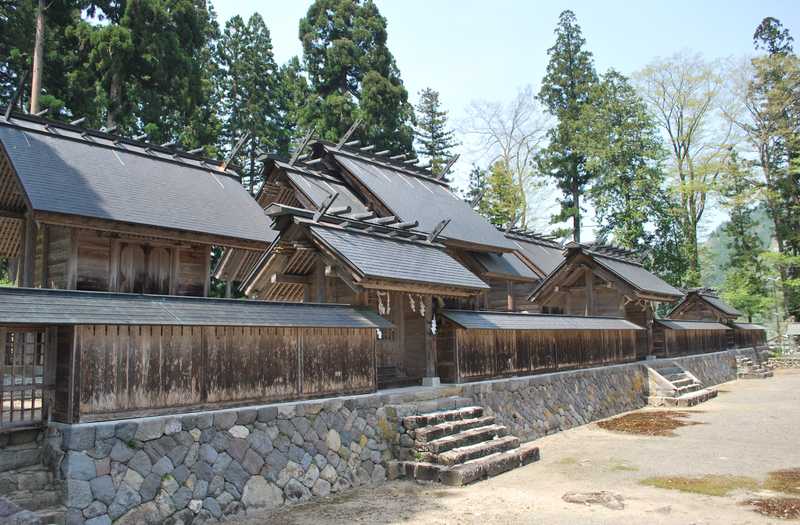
[0,110,239,179]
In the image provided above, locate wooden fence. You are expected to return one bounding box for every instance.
[436,323,645,383]
[51,324,376,423]
[0,327,56,431]
[653,321,730,358]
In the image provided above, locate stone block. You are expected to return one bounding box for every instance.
[139,473,161,502]
[62,451,97,481]
[65,479,93,509]
[135,420,165,442]
[90,475,116,505]
[83,500,108,520]
[242,476,284,509]
[283,478,310,503]
[63,426,96,451]
[203,497,222,518]
[85,515,112,525]
[236,409,258,426]
[257,406,278,423]
[213,412,237,430]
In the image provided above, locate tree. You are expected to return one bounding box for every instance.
[579,69,665,249]
[730,17,800,319]
[482,161,523,229]
[298,0,414,151]
[68,0,220,143]
[717,150,770,321]
[216,13,281,193]
[414,88,458,175]
[635,52,732,285]
[537,10,598,242]
[464,86,550,229]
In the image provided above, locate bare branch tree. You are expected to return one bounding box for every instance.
[462,86,552,229]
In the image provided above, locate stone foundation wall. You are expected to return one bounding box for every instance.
[670,349,741,387]
[43,349,742,524]
[768,356,800,368]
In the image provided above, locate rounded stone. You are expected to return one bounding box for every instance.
[242,476,284,509]
[325,429,341,452]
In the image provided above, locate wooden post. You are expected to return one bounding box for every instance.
[506,280,514,312]
[40,224,49,287]
[66,229,78,290]
[585,267,594,316]
[314,260,327,303]
[20,213,36,287]
[30,0,46,114]
[422,295,439,386]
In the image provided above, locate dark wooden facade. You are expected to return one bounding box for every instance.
[652,320,730,358]
[55,324,376,423]
[436,313,644,383]
[731,323,768,349]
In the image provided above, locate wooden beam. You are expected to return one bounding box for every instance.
[507,280,514,312]
[39,224,49,287]
[0,209,23,220]
[20,213,36,287]
[423,295,437,379]
[270,273,310,285]
[314,260,326,303]
[585,267,595,316]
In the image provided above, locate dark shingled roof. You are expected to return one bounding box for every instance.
[593,254,683,298]
[656,319,730,331]
[279,162,369,214]
[0,287,391,328]
[731,323,767,331]
[309,224,489,291]
[507,236,564,275]
[470,251,539,281]
[330,152,516,251]
[441,310,644,331]
[699,293,743,317]
[0,119,275,245]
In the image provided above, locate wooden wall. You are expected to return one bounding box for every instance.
[437,322,643,383]
[670,299,726,322]
[33,226,209,296]
[653,325,729,358]
[733,328,767,349]
[58,324,376,422]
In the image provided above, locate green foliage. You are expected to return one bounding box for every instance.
[216,13,283,193]
[482,161,523,229]
[537,10,598,242]
[298,0,413,151]
[414,88,458,175]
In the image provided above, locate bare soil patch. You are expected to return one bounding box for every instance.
[639,475,759,496]
[766,469,800,495]
[596,410,702,437]
[746,497,800,520]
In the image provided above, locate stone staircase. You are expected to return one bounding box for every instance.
[646,361,717,407]
[736,355,774,379]
[0,465,64,525]
[388,406,540,486]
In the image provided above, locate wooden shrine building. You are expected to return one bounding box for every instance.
[667,288,767,351]
[528,242,685,357]
[0,113,274,295]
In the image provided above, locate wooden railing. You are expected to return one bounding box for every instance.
[0,327,56,431]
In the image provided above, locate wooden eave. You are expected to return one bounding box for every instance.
[32,210,267,251]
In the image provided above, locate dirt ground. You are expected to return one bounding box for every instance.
[240,370,800,525]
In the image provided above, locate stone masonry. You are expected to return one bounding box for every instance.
[41,349,745,524]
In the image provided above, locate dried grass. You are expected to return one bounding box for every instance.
[596,410,702,437]
[746,497,800,520]
[766,469,800,495]
[640,475,759,496]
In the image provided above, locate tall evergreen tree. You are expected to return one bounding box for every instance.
[216,13,281,193]
[579,70,664,249]
[298,0,414,151]
[720,150,770,321]
[414,88,458,175]
[482,161,522,229]
[537,10,598,242]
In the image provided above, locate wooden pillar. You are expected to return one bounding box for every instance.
[423,295,439,386]
[19,213,36,287]
[645,303,654,357]
[39,224,49,287]
[506,280,515,312]
[314,261,327,303]
[585,267,594,316]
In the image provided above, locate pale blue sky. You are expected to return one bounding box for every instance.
[215,0,799,238]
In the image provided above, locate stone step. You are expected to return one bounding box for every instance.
[36,506,66,525]
[417,425,509,454]
[4,489,62,512]
[670,377,696,388]
[663,372,692,382]
[648,388,717,408]
[403,407,484,430]
[439,442,541,486]
[412,416,496,443]
[437,435,520,466]
[738,370,774,379]
[674,383,702,396]
[652,365,683,375]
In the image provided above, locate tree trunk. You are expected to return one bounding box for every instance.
[30,0,46,114]
[572,185,581,243]
[107,71,121,128]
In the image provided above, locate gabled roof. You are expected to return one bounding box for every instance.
[0,287,392,328]
[0,114,275,247]
[505,231,564,276]
[324,146,516,252]
[529,243,684,303]
[309,223,489,292]
[468,251,539,282]
[268,159,369,214]
[440,310,643,331]
[656,319,730,331]
[668,289,742,318]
